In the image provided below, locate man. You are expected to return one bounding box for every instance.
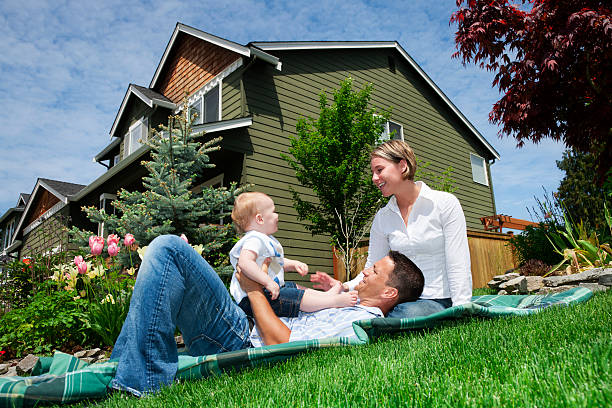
[110,235,424,396]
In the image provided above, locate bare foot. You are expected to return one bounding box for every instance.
[334,290,358,308]
[326,282,344,295]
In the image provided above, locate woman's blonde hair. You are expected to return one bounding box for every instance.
[371,140,417,180]
[231,192,271,233]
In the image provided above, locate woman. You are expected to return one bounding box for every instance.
[311,140,472,318]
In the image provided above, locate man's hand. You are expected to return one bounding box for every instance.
[310,271,342,291]
[236,266,264,293]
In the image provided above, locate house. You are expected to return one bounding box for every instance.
[3,24,500,278]
[0,193,30,261]
[74,22,500,282]
[7,179,85,258]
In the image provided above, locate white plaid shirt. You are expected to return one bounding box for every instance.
[249,304,383,348]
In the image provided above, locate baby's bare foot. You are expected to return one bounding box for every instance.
[335,290,358,308]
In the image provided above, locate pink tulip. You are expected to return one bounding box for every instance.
[89,235,96,249]
[124,233,135,247]
[180,234,189,244]
[73,255,84,266]
[90,236,105,256]
[77,261,88,274]
[108,242,119,257]
[107,234,120,246]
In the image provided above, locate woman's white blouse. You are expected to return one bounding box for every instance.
[347,181,472,306]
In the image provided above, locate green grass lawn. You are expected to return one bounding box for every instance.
[74,289,611,407]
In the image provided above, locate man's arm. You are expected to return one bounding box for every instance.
[236,268,291,345]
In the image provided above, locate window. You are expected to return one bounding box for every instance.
[98,193,117,236]
[188,84,221,125]
[125,117,148,156]
[470,153,489,186]
[381,120,404,141]
[113,154,120,166]
[3,219,15,250]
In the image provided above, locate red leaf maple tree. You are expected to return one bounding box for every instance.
[451,0,611,182]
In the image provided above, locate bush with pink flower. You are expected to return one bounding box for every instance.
[51,233,139,346]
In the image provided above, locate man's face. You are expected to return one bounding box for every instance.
[355,256,394,299]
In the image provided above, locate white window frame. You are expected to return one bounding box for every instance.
[98,193,117,236]
[470,153,489,186]
[186,80,223,124]
[380,119,404,141]
[125,117,149,157]
[3,219,15,250]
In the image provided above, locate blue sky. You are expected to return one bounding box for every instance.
[0,0,565,226]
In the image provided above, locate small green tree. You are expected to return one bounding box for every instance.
[282,78,389,280]
[72,102,243,273]
[556,149,611,233]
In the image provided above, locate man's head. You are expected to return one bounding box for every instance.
[355,251,424,314]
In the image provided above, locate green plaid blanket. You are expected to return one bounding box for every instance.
[0,287,593,407]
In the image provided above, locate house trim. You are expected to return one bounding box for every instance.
[93,137,122,163]
[1,239,22,257]
[150,23,281,90]
[250,41,500,160]
[73,116,254,202]
[109,85,178,139]
[22,201,66,236]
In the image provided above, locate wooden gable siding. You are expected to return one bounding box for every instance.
[24,189,60,228]
[156,34,242,103]
[240,49,497,279]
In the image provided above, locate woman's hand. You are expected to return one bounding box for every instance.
[310,271,341,291]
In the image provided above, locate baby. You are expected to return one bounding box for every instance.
[229,192,358,317]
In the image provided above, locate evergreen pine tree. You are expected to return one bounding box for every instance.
[73,101,244,273]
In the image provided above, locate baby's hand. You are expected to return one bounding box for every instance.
[265,280,280,300]
[294,261,309,276]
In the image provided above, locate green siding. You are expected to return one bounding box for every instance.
[222,72,243,120]
[237,48,497,278]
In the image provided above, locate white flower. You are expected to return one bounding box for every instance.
[137,246,148,261]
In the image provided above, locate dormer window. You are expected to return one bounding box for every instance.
[125,117,148,156]
[188,84,221,125]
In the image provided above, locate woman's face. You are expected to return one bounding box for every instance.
[370,156,407,197]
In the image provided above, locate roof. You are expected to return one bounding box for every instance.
[75,116,254,202]
[109,84,178,138]
[17,193,30,207]
[0,207,24,225]
[39,178,86,197]
[11,178,86,244]
[249,41,500,160]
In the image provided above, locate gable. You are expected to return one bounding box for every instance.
[154,33,243,103]
[23,188,60,227]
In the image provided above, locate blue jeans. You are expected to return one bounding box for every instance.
[387,298,452,319]
[238,282,304,318]
[110,235,251,396]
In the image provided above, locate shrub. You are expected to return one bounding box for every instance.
[509,223,563,266]
[0,280,91,358]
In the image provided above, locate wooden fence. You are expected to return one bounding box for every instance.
[467,229,516,288]
[333,230,516,289]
